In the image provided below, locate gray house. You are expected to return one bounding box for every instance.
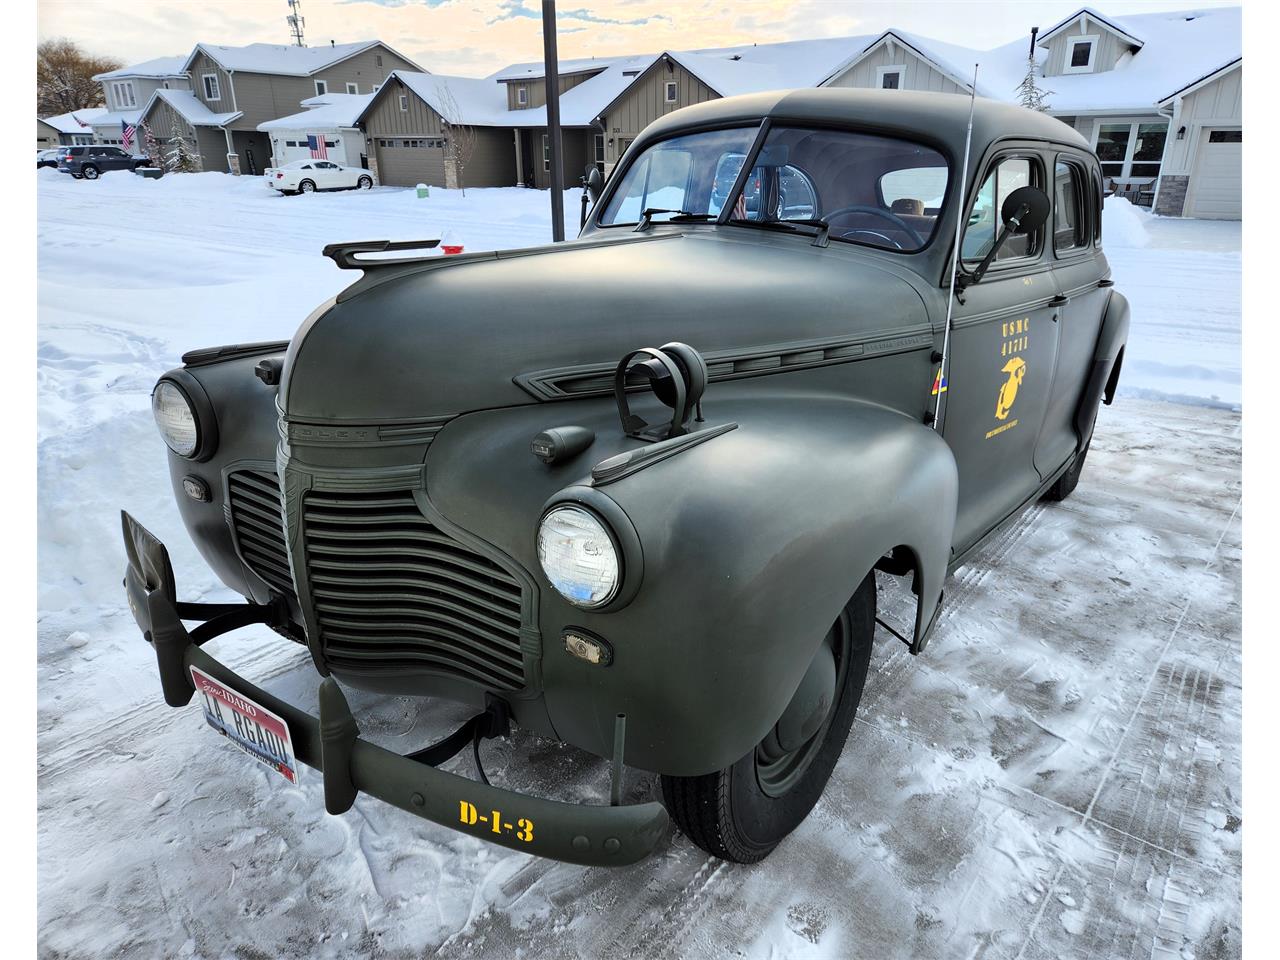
[89,56,189,150]
[35,109,106,148]
[136,40,423,174]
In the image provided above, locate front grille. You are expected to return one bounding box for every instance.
[227,470,297,601]
[302,488,526,689]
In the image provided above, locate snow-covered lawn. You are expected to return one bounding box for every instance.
[37,170,1241,958]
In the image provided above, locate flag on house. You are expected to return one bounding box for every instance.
[307,134,327,160]
[73,114,92,128]
[121,119,136,150]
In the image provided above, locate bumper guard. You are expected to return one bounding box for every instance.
[120,511,669,867]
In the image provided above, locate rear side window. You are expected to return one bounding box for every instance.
[963,156,1040,262]
[1053,159,1087,254]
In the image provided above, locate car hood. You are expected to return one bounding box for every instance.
[279,228,932,423]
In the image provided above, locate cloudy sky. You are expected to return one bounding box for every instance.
[38,0,1238,77]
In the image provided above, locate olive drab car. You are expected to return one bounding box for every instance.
[122,89,1127,867]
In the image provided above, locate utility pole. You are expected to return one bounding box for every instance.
[541,0,565,241]
[287,0,306,47]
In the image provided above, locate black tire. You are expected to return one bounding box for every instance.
[1044,438,1091,502]
[81,165,99,180]
[357,175,373,190]
[661,574,876,863]
[299,179,316,194]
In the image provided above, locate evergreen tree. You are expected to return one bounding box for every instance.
[165,116,200,173]
[1016,55,1053,112]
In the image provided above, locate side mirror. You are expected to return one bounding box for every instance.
[966,186,1051,288]
[585,165,603,202]
[1000,185,1050,235]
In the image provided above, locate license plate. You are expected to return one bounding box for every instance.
[190,666,299,784]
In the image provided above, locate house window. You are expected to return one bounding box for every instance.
[1208,130,1242,143]
[399,94,409,112]
[202,74,220,101]
[517,86,528,106]
[315,80,328,96]
[1063,36,1098,74]
[345,82,358,94]
[542,133,550,171]
[1095,120,1167,184]
[112,81,136,108]
[876,66,904,90]
[376,54,383,67]
[665,80,677,103]
[594,133,605,166]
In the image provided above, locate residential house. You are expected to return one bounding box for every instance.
[820,7,1242,218]
[89,56,189,151]
[137,40,422,175]
[36,109,107,148]
[258,93,374,168]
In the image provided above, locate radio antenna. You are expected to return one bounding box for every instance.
[286,0,306,47]
[933,63,979,432]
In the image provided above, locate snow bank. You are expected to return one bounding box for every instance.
[1101,196,1151,249]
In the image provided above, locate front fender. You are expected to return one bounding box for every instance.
[427,390,957,775]
[1075,289,1130,441]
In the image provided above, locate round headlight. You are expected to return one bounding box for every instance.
[152,380,199,458]
[537,505,621,608]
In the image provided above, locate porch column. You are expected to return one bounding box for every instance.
[514,129,524,187]
[222,126,240,176]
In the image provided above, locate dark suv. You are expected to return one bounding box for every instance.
[58,145,148,179]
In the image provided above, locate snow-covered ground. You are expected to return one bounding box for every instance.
[37,170,1241,958]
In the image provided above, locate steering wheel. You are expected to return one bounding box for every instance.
[820,205,924,248]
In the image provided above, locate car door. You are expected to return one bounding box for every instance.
[106,147,132,171]
[315,161,342,188]
[1037,154,1109,476]
[941,150,1063,555]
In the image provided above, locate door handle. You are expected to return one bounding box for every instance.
[1049,295,1068,305]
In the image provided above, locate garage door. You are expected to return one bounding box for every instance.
[1188,128,1241,220]
[374,137,447,188]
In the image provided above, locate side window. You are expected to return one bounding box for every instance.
[962,157,1038,263]
[1053,159,1087,254]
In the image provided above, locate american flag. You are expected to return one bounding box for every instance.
[307,134,328,160]
[121,118,136,150]
[73,113,92,128]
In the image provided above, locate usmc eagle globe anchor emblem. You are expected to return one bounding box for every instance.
[997,356,1026,420]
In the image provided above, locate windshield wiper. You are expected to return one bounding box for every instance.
[727,217,831,247]
[633,208,714,231]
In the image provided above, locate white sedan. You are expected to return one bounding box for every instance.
[266,159,375,195]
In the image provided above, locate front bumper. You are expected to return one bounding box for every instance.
[121,510,669,867]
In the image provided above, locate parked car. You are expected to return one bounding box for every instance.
[36,149,59,169]
[122,89,1127,869]
[266,159,374,195]
[57,144,149,179]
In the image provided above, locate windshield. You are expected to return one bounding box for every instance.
[599,127,760,225]
[600,124,950,253]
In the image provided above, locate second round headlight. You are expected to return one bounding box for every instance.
[536,505,621,608]
[152,380,199,458]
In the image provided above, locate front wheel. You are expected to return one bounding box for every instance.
[357,175,373,190]
[661,573,876,863]
[298,179,316,194]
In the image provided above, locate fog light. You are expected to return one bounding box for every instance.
[563,629,612,666]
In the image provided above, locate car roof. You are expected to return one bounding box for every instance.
[634,88,1090,156]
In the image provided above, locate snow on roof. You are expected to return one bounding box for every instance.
[93,55,187,81]
[671,36,878,97]
[490,55,633,82]
[186,40,421,77]
[40,108,109,134]
[258,93,374,131]
[146,88,240,127]
[89,109,145,128]
[1022,6,1240,112]
[391,72,513,126]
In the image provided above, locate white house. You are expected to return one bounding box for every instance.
[821,6,1242,218]
[257,92,373,168]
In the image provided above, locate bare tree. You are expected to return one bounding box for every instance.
[140,121,164,169]
[1015,55,1053,113]
[37,38,121,116]
[436,82,477,196]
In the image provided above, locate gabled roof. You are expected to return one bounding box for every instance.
[142,88,240,127]
[93,56,187,81]
[40,108,108,134]
[258,93,374,131]
[1038,7,1145,50]
[1157,56,1241,105]
[182,40,423,77]
[818,30,996,95]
